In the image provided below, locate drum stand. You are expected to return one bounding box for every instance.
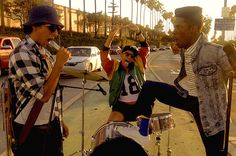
[155,133,162,156]
[167,106,172,156]
[155,107,173,156]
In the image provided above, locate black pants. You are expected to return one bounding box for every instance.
[112,100,153,121]
[136,80,226,156]
[13,118,63,156]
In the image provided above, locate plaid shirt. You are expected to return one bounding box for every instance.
[9,35,62,126]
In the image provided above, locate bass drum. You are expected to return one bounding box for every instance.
[89,136,148,156]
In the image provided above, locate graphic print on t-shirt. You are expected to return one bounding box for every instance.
[119,74,140,102]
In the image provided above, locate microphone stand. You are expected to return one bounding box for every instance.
[60,82,106,156]
[60,84,101,92]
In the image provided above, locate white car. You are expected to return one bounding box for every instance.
[64,46,102,72]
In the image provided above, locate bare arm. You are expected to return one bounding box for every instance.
[41,47,71,102]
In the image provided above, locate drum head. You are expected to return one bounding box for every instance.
[91,122,133,149]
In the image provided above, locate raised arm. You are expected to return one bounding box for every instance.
[100,25,120,75]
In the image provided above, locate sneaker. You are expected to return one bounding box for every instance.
[115,126,149,146]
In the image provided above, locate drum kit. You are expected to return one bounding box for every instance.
[61,67,176,156]
[89,113,175,156]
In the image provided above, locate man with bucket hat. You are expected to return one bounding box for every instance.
[9,5,71,156]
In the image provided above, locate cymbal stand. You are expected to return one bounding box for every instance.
[167,106,172,156]
[80,72,86,156]
[155,132,162,156]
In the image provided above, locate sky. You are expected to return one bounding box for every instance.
[54,0,236,40]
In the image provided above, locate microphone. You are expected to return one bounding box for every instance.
[223,43,236,71]
[97,83,107,95]
[48,40,60,51]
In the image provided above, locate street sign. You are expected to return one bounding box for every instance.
[214,19,235,31]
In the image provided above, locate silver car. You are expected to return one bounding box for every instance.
[64,46,102,72]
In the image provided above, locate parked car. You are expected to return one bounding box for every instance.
[150,45,157,52]
[0,36,21,76]
[64,46,102,73]
[110,45,121,55]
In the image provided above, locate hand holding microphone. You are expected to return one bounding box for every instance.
[49,40,60,51]
[48,40,71,65]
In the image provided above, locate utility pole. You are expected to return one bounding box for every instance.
[108,0,118,27]
[69,0,72,36]
[222,0,227,41]
[104,0,107,37]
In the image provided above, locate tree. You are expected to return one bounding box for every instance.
[230,5,236,18]
[104,0,107,37]
[87,12,105,37]
[154,1,163,26]
[142,0,146,27]
[4,0,50,27]
[4,0,34,27]
[146,0,157,29]
[162,11,173,34]
[136,0,139,24]
[83,0,86,34]
[94,0,97,37]
[202,16,212,35]
[131,0,133,22]
[0,0,5,33]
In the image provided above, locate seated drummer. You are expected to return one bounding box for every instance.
[100,24,153,122]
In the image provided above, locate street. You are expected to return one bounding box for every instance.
[1,50,236,156]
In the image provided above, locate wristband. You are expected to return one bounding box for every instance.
[136,31,142,36]
[102,46,110,51]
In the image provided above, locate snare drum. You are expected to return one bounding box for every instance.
[150,113,175,133]
[91,122,133,150]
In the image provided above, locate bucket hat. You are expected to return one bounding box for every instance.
[24,5,64,28]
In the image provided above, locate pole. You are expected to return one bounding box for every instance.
[69,0,72,36]
[104,0,107,37]
[112,0,114,26]
[222,0,227,41]
[224,71,235,155]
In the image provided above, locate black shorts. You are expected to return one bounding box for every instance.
[112,101,153,121]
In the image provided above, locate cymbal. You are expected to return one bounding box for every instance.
[62,67,108,82]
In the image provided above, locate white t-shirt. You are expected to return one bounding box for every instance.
[118,74,140,103]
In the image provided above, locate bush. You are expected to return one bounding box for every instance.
[0,26,140,50]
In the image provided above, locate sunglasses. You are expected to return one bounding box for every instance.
[44,24,62,33]
[124,52,135,58]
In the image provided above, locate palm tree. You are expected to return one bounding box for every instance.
[140,0,145,26]
[94,0,97,37]
[146,0,157,29]
[104,0,107,37]
[131,0,133,22]
[136,0,139,24]
[162,11,173,34]
[143,0,146,27]
[69,0,72,36]
[230,5,236,18]
[154,1,163,27]
[0,0,5,33]
[83,0,86,34]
